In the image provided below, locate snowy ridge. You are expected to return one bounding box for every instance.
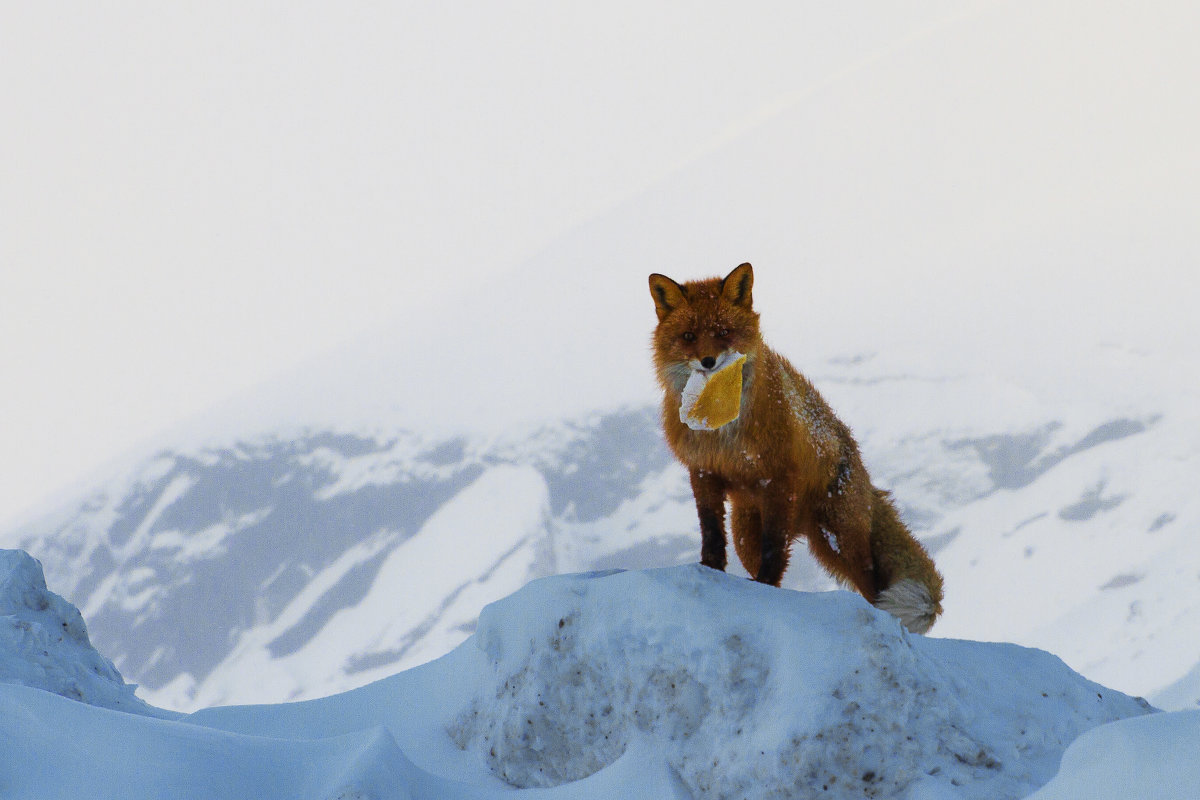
[5,554,1193,800]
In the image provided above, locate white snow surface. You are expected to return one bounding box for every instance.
[6,550,1193,800]
[1023,710,1200,800]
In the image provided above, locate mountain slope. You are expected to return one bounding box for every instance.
[7,345,1198,714]
[9,411,680,707]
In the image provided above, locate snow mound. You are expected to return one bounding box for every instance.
[1025,709,1200,800]
[0,552,1167,799]
[448,567,1152,799]
[0,549,166,718]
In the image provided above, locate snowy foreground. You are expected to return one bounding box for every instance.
[2,549,1197,799]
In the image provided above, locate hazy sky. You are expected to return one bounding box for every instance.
[1,2,974,526]
[3,1,1196,529]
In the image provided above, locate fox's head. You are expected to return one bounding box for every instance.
[648,262,761,391]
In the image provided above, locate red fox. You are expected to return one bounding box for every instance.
[649,263,944,633]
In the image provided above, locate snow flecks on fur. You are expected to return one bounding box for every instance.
[775,363,837,462]
[820,526,842,555]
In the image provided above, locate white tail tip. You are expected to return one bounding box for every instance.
[875,578,940,634]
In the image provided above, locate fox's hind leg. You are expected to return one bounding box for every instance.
[810,476,879,601]
[806,509,878,601]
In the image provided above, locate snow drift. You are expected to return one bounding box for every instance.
[442,567,1151,798]
[4,548,1171,799]
[0,549,167,719]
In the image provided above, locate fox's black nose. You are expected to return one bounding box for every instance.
[701,356,716,369]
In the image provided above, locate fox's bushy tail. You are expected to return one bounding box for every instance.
[869,490,944,634]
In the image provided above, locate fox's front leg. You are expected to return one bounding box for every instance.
[689,468,728,571]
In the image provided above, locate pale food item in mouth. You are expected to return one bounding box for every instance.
[679,351,747,431]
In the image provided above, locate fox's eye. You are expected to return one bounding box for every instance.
[682,331,696,342]
[717,328,730,339]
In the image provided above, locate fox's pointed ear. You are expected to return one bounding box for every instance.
[721,262,754,308]
[649,273,688,322]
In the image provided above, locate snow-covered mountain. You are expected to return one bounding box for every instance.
[6,347,1198,714]
[3,0,1198,720]
[8,410,680,708]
